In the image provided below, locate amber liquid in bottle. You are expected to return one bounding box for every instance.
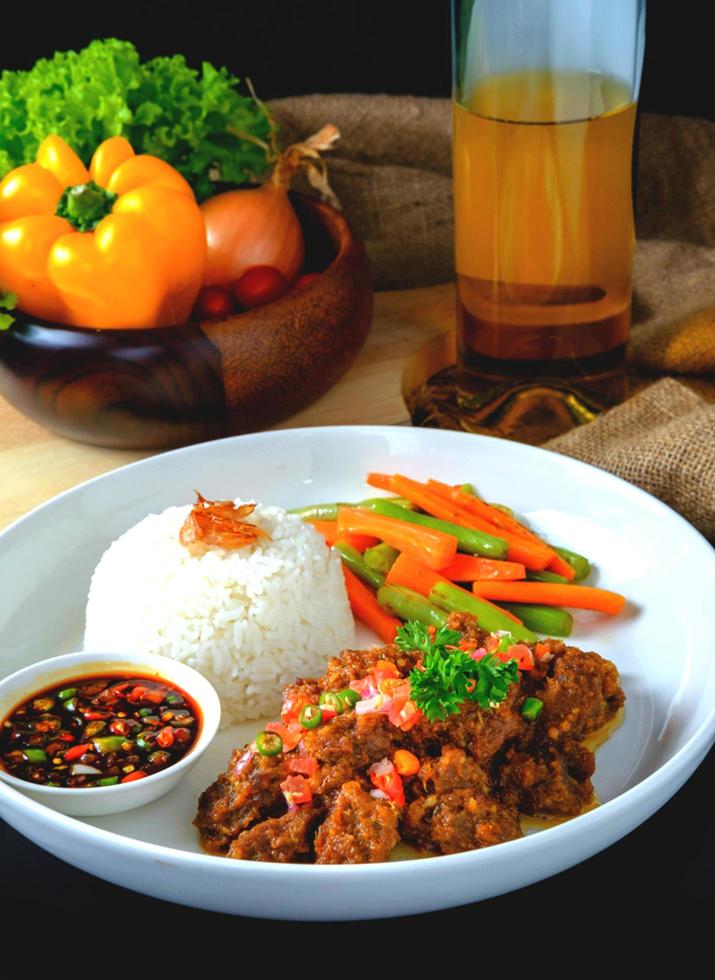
[452,69,637,440]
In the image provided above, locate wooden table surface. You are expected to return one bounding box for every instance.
[0,282,454,530]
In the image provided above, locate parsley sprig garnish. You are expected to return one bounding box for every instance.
[396,621,519,722]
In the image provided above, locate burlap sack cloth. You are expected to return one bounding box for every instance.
[270,96,715,540]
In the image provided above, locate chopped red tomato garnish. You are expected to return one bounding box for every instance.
[502,643,534,670]
[280,774,312,806]
[287,756,318,777]
[369,758,405,806]
[393,749,421,776]
[280,693,312,726]
[265,721,303,751]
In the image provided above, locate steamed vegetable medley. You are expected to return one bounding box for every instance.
[290,473,626,644]
[0,39,338,330]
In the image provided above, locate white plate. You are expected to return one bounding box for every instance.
[1,426,713,919]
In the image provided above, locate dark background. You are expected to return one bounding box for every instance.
[0,1,712,120]
[1,0,713,925]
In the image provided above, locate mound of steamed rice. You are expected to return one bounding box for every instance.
[83,500,356,725]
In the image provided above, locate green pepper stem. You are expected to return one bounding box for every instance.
[55,181,118,232]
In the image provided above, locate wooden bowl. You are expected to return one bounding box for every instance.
[0,194,373,449]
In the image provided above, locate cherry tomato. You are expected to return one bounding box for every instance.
[193,285,235,320]
[232,266,288,309]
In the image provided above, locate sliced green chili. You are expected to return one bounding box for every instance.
[319,692,344,714]
[299,704,323,729]
[337,688,361,709]
[522,697,544,721]
[256,731,283,756]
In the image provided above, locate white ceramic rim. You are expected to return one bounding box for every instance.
[0,650,221,800]
[0,425,713,884]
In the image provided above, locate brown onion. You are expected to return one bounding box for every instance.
[200,123,340,289]
[201,184,304,287]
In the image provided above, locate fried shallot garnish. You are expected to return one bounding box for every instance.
[179,492,270,551]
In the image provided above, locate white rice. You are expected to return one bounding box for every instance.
[83,500,356,725]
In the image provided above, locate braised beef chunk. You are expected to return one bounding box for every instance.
[431,790,523,852]
[228,806,320,862]
[195,613,624,863]
[195,752,288,855]
[302,711,399,769]
[499,739,596,816]
[416,747,490,796]
[428,686,526,765]
[537,647,624,738]
[321,645,418,692]
[314,781,400,864]
[404,788,522,853]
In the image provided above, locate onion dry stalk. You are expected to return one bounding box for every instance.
[201,91,341,287]
[180,492,270,552]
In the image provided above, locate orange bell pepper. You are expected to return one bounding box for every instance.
[0,135,206,328]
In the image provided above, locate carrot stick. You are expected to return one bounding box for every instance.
[548,553,578,579]
[337,507,457,570]
[307,520,378,552]
[342,566,401,643]
[429,479,542,541]
[364,472,395,492]
[373,474,552,571]
[386,552,446,596]
[440,554,526,582]
[471,581,626,615]
[428,479,571,577]
[386,553,523,625]
[367,473,479,528]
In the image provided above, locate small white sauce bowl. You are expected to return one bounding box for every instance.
[0,650,220,817]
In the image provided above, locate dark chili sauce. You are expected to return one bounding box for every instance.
[0,673,201,788]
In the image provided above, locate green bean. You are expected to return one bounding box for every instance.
[526,569,569,584]
[333,540,385,590]
[288,502,351,521]
[429,581,538,643]
[553,546,591,582]
[498,602,573,638]
[458,483,476,496]
[359,496,414,510]
[377,584,448,628]
[289,497,415,523]
[364,499,508,560]
[363,542,400,574]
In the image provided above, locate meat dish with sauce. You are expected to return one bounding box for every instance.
[195,613,624,863]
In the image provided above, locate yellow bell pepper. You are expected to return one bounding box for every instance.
[0,135,206,329]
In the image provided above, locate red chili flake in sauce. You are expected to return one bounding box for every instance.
[0,674,201,789]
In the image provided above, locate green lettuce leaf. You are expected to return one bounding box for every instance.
[0,38,272,200]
